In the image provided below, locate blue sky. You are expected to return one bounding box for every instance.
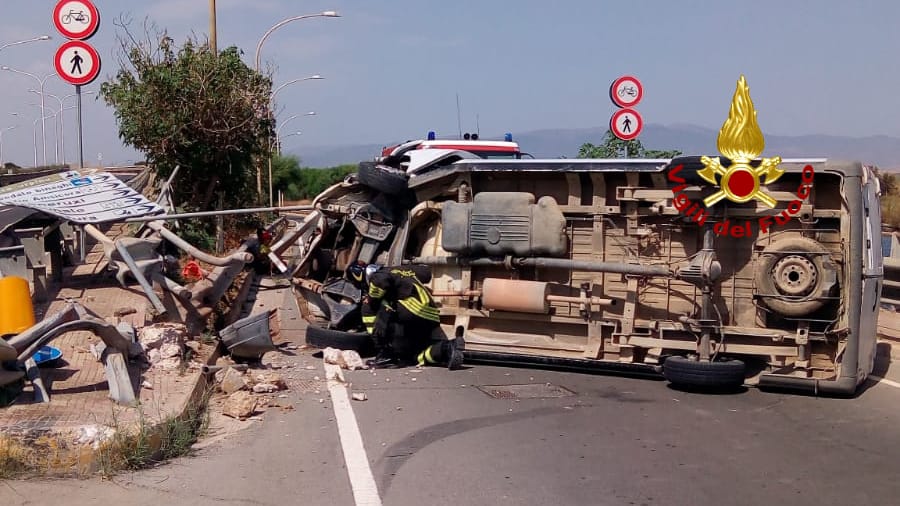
[0,0,896,166]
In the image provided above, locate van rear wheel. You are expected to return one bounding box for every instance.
[662,356,746,390]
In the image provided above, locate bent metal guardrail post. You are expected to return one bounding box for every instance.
[81,221,254,331]
[5,302,143,405]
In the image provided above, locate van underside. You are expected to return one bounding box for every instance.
[293,157,877,395]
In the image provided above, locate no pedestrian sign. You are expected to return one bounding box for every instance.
[53,0,100,40]
[610,108,643,141]
[55,40,101,86]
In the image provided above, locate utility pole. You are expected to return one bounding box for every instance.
[209,0,217,52]
[210,0,225,253]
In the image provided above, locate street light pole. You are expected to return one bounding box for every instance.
[279,131,303,154]
[0,125,17,170]
[3,67,57,166]
[0,35,51,53]
[254,11,338,203]
[254,12,340,72]
[275,112,315,146]
[31,118,39,167]
[209,0,217,52]
[272,75,323,101]
[269,112,315,205]
[36,90,95,165]
[32,91,61,164]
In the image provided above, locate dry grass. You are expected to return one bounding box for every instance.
[0,385,214,479]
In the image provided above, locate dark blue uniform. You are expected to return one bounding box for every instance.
[361,266,461,368]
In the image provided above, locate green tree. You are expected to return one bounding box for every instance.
[270,153,357,201]
[578,130,682,159]
[100,20,273,210]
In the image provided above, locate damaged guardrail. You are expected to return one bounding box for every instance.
[4,301,144,405]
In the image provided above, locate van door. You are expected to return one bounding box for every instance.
[859,168,883,378]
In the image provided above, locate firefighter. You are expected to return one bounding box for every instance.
[346,262,464,369]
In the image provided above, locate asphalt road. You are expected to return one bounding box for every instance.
[4,341,900,506]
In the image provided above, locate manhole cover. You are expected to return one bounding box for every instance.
[477,383,575,400]
[293,380,322,393]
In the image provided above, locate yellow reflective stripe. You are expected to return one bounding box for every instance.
[409,304,440,319]
[399,295,438,314]
[399,299,440,322]
[369,284,386,299]
[413,283,434,305]
[425,346,436,364]
[417,351,426,366]
[365,326,374,334]
[362,316,376,323]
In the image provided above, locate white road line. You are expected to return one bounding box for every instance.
[869,375,900,389]
[325,362,382,506]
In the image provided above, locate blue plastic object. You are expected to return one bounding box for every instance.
[427,130,436,140]
[33,345,62,366]
[504,132,513,142]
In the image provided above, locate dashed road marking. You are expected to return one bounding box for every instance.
[869,375,900,390]
[325,362,382,506]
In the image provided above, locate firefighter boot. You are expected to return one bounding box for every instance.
[447,336,465,370]
[366,346,401,369]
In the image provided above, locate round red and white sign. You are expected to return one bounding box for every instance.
[610,108,643,141]
[55,40,101,85]
[610,75,643,109]
[53,0,100,40]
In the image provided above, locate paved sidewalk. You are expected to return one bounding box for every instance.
[0,224,216,475]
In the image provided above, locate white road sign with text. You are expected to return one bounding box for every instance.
[0,170,165,223]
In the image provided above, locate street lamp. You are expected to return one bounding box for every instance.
[33,89,95,164]
[0,35,51,53]
[254,12,336,203]
[279,131,303,153]
[43,105,77,165]
[28,115,54,167]
[272,75,323,101]
[2,66,58,165]
[268,111,316,204]
[275,112,316,140]
[0,125,18,171]
[254,12,340,72]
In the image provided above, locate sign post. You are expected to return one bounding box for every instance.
[53,0,101,169]
[609,75,644,158]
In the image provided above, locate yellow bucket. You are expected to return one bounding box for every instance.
[0,276,35,337]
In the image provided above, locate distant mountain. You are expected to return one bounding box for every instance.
[292,124,900,170]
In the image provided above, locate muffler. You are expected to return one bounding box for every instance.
[481,278,615,314]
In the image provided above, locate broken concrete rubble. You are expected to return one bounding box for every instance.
[219,367,249,394]
[223,390,257,420]
[323,347,367,370]
[138,323,186,350]
[252,383,280,393]
[252,371,287,390]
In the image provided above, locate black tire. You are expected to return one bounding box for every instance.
[305,324,375,357]
[755,236,837,317]
[357,162,408,196]
[662,356,746,389]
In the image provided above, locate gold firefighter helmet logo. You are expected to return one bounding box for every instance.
[698,75,783,208]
